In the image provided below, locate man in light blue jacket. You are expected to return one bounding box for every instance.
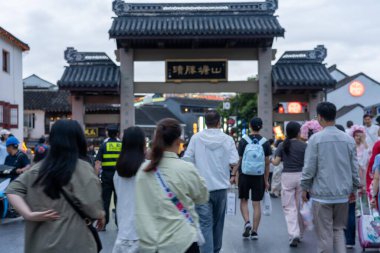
[301,102,360,253]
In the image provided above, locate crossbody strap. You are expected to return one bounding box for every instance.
[60,189,92,225]
[154,168,194,225]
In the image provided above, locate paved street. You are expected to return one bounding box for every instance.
[1,197,366,253]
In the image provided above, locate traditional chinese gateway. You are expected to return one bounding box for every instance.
[57,0,336,138]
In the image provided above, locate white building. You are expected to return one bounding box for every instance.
[327,65,380,125]
[23,74,60,140]
[0,26,29,141]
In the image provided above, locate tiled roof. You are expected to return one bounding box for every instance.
[272,45,336,89]
[58,65,120,90]
[24,90,71,112]
[0,26,29,51]
[23,74,56,90]
[109,1,284,48]
[138,105,184,125]
[336,104,364,118]
[88,104,184,125]
[167,97,222,108]
[58,47,120,90]
[110,15,284,38]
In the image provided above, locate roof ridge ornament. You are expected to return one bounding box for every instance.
[64,47,85,63]
[279,45,327,63]
[64,47,115,65]
[112,0,278,16]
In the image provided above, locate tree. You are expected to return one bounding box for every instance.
[219,93,258,138]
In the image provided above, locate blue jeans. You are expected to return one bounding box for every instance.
[344,202,356,245]
[196,189,227,253]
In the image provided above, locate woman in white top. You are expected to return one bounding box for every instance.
[112,126,147,253]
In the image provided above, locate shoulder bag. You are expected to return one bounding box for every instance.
[60,189,103,252]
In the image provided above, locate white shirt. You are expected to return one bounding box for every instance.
[365,124,380,150]
[184,129,239,191]
[114,173,138,241]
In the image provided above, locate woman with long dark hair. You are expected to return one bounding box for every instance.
[6,120,104,253]
[113,126,147,253]
[135,118,209,253]
[272,121,307,247]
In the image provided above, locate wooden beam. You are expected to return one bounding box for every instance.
[84,96,120,105]
[273,94,309,104]
[134,81,259,94]
[273,113,309,122]
[132,48,277,61]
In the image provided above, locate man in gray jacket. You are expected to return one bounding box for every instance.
[301,102,360,253]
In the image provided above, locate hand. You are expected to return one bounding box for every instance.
[302,191,309,202]
[25,210,60,222]
[230,176,236,185]
[265,181,270,191]
[94,162,101,175]
[371,199,377,208]
[96,216,106,231]
[16,168,25,174]
[349,193,356,203]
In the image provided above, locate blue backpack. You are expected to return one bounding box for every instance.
[241,135,267,176]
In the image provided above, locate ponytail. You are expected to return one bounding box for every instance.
[283,121,301,155]
[145,128,165,172]
[145,118,182,172]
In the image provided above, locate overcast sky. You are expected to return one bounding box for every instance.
[1,0,379,83]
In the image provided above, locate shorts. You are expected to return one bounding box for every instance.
[238,173,265,201]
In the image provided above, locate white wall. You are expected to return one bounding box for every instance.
[327,75,380,110]
[336,107,364,126]
[25,110,45,139]
[0,38,24,141]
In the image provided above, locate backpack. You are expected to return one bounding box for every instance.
[36,144,47,154]
[241,135,267,176]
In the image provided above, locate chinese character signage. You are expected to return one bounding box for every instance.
[85,128,98,138]
[166,60,227,82]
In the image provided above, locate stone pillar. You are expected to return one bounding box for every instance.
[308,91,323,120]
[71,95,85,128]
[119,49,135,132]
[258,47,273,139]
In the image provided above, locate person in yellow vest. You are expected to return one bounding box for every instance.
[95,125,122,229]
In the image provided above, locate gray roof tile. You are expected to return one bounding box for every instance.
[272,45,336,89]
[110,15,284,38]
[58,65,120,90]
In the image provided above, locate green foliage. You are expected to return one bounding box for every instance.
[219,93,258,122]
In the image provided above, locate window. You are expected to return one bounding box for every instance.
[24,113,35,129]
[2,50,10,73]
[10,105,18,128]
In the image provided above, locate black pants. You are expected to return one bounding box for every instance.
[185,243,200,253]
[101,170,117,224]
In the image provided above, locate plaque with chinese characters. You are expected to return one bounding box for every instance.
[166,60,227,82]
[85,127,99,138]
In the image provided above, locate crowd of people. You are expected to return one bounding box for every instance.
[2,101,380,253]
